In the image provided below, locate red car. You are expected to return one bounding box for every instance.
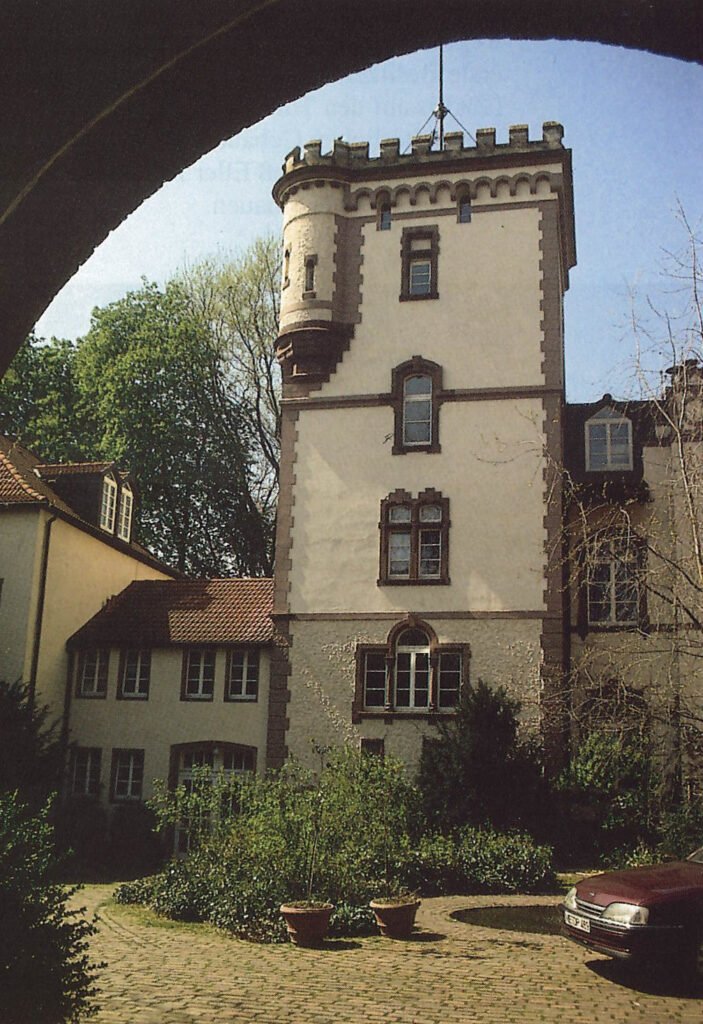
[563,847,703,979]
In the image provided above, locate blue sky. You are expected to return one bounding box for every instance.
[34,40,703,402]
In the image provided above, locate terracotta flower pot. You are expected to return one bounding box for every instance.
[370,898,421,939]
[280,903,334,946]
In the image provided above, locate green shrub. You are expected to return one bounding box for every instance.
[118,749,556,941]
[408,827,555,894]
[417,682,548,836]
[0,792,100,1023]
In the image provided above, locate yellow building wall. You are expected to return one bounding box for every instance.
[0,508,43,687]
[36,513,172,716]
[68,647,271,803]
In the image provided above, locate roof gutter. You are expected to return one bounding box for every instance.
[28,510,57,707]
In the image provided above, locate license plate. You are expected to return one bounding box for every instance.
[565,911,590,933]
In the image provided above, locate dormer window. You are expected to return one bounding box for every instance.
[117,483,133,541]
[100,473,117,532]
[585,408,633,471]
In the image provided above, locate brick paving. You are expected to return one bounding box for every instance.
[72,886,702,1023]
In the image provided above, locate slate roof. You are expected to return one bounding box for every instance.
[68,578,275,647]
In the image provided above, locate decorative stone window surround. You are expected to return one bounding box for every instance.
[352,617,470,722]
[378,488,450,586]
[391,356,442,455]
[400,225,439,302]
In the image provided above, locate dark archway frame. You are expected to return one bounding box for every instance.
[1,0,700,374]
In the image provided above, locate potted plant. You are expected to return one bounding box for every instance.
[280,776,334,946]
[369,889,421,939]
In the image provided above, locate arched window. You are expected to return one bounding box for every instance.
[403,375,432,445]
[117,482,133,541]
[391,356,442,454]
[355,619,467,716]
[394,628,430,708]
[304,254,317,295]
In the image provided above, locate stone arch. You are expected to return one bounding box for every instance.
[0,0,698,372]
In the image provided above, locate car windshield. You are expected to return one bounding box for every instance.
[686,846,703,864]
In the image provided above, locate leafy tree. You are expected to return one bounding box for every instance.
[0,681,62,811]
[417,681,546,835]
[0,793,100,1023]
[0,333,82,460]
[72,277,270,575]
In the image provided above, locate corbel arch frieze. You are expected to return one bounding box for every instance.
[345,170,562,212]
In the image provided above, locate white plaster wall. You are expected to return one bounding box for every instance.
[286,618,542,773]
[289,398,547,614]
[0,508,42,687]
[36,516,172,716]
[68,646,271,803]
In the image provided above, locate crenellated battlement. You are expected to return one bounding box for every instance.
[280,122,565,176]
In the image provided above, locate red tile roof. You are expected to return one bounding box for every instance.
[0,437,76,512]
[35,462,115,477]
[68,578,275,647]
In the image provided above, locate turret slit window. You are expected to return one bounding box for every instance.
[100,473,117,532]
[379,490,449,585]
[181,648,216,701]
[457,194,472,223]
[585,407,633,471]
[400,226,439,301]
[117,483,133,541]
[391,357,442,454]
[378,201,392,231]
[303,254,317,296]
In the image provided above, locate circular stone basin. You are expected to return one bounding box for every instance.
[451,905,562,935]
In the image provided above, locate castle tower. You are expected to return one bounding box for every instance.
[268,124,576,770]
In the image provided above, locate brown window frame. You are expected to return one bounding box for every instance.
[117,648,151,700]
[378,488,450,586]
[75,649,109,699]
[457,191,472,223]
[110,748,145,802]
[224,647,260,702]
[400,225,439,301]
[68,746,102,797]
[582,533,648,632]
[377,193,392,231]
[391,356,442,455]
[180,648,216,702]
[353,618,470,721]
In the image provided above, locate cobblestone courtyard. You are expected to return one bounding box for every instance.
[74,885,702,1024]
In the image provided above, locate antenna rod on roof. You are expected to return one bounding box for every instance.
[438,45,445,149]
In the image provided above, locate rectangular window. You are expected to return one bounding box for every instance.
[388,531,411,577]
[120,649,150,699]
[117,485,133,541]
[182,649,216,700]
[363,651,387,708]
[100,475,117,532]
[77,650,109,698]
[395,650,430,708]
[222,747,256,773]
[587,539,640,626]
[409,259,431,296]
[361,738,385,758]
[585,414,633,471]
[111,749,144,801]
[226,649,259,701]
[419,528,441,577]
[400,226,439,302]
[69,747,101,797]
[438,652,461,708]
